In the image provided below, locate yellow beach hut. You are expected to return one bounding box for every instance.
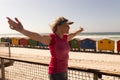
[97,39,115,53]
[11,37,19,46]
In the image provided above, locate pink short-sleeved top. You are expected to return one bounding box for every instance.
[48,34,70,74]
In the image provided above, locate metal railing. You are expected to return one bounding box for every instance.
[0,57,120,80]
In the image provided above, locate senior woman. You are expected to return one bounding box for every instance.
[7,16,84,80]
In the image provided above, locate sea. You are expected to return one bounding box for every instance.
[0,32,120,41]
[76,32,120,41]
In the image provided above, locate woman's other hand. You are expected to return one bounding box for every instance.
[7,17,24,32]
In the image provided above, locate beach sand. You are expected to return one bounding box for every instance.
[8,47,120,73]
[0,47,120,80]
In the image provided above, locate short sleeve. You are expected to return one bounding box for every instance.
[49,34,56,45]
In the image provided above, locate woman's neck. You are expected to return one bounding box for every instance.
[55,31,64,39]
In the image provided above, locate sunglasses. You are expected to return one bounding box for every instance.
[57,19,68,26]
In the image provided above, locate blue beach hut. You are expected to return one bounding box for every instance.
[38,42,48,49]
[80,38,96,52]
[6,37,12,44]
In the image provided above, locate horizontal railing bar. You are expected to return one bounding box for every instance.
[0,56,48,66]
[68,67,120,77]
[0,56,120,77]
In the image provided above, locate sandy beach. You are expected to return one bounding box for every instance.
[7,47,120,73]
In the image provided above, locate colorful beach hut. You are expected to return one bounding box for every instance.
[11,37,19,46]
[19,38,28,47]
[117,40,120,53]
[1,37,6,42]
[69,38,80,51]
[28,39,37,47]
[38,42,44,48]
[38,42,48,49]
[6,37,12,44]
[80,38,96,52]
[97,39,115,53]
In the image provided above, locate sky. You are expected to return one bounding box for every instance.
[0,0,120,34]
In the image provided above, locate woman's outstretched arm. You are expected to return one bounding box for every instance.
[7,17,51,45]
[68,27,84,41]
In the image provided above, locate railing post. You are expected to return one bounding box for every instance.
[1,58,5,80]
[93,73,102,80]
[93,73,99,80]
[8,42,11,57]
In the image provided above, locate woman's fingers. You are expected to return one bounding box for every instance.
[80,26,84,31]
[6,17,14,22]
[6,17,11,21]
[15,17,21,24]
[6,17,24,31]
[6,17,17,29]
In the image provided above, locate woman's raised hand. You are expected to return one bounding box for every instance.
[80,26,84,32]
[6,17,24,32]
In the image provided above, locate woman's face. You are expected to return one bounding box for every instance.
[58,23,70,34]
